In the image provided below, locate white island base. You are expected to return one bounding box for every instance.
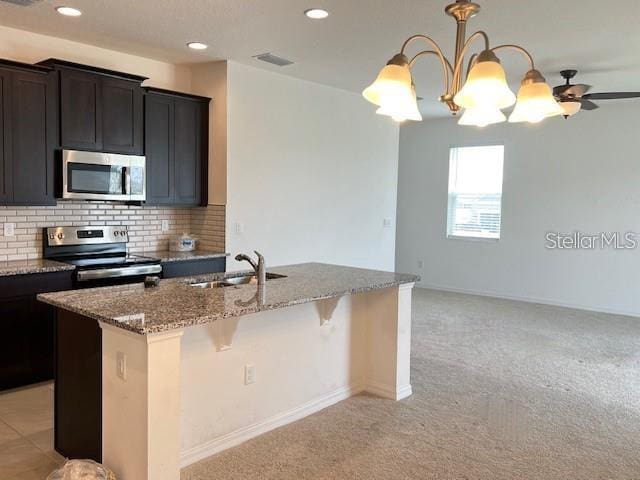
[99,283,414,480]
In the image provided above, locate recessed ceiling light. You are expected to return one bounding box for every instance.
[304,8,329,19]
[55,6,82,17]
[187,42,208,50]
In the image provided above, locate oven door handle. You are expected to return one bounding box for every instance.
[76,264,162,282]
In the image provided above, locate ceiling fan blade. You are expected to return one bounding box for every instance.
[578,99,599,110]
[553,84,591,98]
[553,84,572,96]
[565,84,591,97]
[582,92,640,100]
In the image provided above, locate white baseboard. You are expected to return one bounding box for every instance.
[416,282,639,319]
[180,384,364,468]
[365,381,413,401]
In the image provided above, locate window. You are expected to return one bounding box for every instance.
[447,145,504,240]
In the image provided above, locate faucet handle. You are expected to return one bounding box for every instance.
[254,250,265,265]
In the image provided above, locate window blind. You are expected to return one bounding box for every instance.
[447,146,504,240]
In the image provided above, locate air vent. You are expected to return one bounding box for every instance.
[0,0,44,5]
[253,53,294,67]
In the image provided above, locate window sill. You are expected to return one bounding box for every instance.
[446,235,500,243]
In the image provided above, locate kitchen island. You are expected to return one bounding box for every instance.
[39,263,418,480]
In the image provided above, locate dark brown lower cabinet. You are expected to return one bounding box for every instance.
[54,309,102,462]
[161,256,226,278]
[0,271,73,391]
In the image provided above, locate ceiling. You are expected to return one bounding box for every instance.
[0,0,639,118]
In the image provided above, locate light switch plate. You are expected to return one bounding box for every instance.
[161,220,170,232]
[3,223,15,237]
[235,222,244,234]
[244,364,256,385]
[383,218,393,228]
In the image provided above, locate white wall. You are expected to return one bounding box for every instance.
[225,62,399,271]
[397,102,640,316]
[191,61,228,205]
[0,25,191,91]
[0,25,401,270]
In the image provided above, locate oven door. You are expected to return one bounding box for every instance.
[62,150,146,201]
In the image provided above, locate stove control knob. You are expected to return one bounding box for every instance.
[49,233,55,240]
[120,231,128,237]
[114,231,119,237]
[57,233,65,240]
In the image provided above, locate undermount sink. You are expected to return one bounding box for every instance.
[189,272,286,289]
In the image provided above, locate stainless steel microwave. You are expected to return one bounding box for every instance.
[61,150,146,202]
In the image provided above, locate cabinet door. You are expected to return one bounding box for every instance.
[0,297,33,391]
[144,93,174,204]
[102,77,143,155]
[0,69,10,203]
[174,98,202,205]
[10,70,56,205]
[60,69,102,151]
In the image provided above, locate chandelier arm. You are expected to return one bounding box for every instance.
[490,44,535,70]
[400,35,452,92]
[409,50,454,94]
[450,30,490,95]
[465,53,478,82]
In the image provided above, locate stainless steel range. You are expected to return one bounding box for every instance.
[43,226,161,287]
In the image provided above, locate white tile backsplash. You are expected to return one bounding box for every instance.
[0,202,225,261]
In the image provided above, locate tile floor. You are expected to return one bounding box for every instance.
[0,383,65,480]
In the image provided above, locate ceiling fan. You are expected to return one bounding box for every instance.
[553,70,640,118]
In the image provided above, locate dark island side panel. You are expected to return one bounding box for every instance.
[55,308,102,462]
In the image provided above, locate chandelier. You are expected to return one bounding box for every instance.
[362,0,562,126]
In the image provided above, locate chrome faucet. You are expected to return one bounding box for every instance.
[235,251,266,286]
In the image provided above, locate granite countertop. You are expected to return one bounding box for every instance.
[0,258,76,277]
[144,250,229,263]
[38,263,419,335]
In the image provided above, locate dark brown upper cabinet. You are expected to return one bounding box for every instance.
[39,59,146,155]
[144,88,209,206]
[0,60,57,206]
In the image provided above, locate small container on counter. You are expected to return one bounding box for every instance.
[169,233,197,252]
[144,276,161,288]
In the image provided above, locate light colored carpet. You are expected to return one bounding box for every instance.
[182,288,640,480]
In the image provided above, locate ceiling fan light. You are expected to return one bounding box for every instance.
[560,100,582,117]
[376,84,423,122]
[363,54,413,107]
[509,70,564,123]
[458,105,506,128]
[453,50,516,110]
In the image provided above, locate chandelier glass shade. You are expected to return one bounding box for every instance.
[509,71,564,123]
[362,55,424,122]
[453,51,515,110]
[458,105,506,127]
[362,60,413,107]
[559,100,582,118]
[376,84,423,122]
[362,0,561,127]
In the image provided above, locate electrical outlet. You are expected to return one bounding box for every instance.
[161,220,170,232]
[116,352,127,381]
[417,260,424,269]
[244,364,256,385]
[383,217,394,228]
[235,222,244,234]
[3,223,15,237]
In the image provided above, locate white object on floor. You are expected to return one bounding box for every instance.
[46,459,115,479]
